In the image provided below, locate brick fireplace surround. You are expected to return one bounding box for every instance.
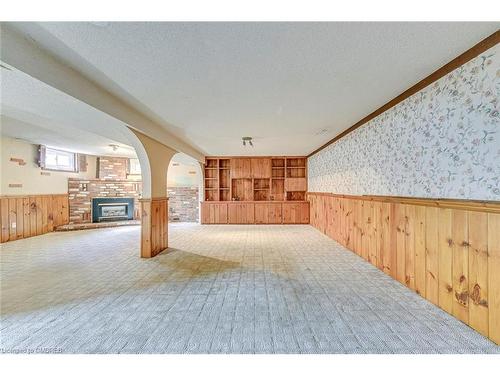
[68,180,200,224]
[68,178,142,224]
[68,156,199,224]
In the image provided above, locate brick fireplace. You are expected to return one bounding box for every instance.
[67,156,199,224]
[68,179,141,224]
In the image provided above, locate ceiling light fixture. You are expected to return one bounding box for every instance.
[242,136,253,147]
[109,144,119,152]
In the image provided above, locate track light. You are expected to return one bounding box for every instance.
[242,137,253,147]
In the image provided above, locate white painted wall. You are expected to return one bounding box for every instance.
[167,162,200,187]
[0,136,97,195]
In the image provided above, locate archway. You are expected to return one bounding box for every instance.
[166,153,204,224]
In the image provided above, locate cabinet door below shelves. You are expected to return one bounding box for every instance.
[228,203,255,224]
[255,203,282,224]
[267,203,283,223]
[282,202,309,224]
[254,204,268,224]
[201,203,228,224]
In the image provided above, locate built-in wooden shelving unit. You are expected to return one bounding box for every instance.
[202,156,309,224]
[203,156,307,203]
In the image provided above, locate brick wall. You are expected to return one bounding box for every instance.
[68,178,142,223]
[98,157,128,180]
[167,186,199,222]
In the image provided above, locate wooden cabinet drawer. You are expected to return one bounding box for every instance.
[282,202,309,224]
[228,203,255,224]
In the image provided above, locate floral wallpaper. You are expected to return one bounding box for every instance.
[308,44,500,201]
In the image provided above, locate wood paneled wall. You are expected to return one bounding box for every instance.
[0,194,69,243]
[308,192,500,344]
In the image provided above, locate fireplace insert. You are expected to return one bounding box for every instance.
[92,197,135,222]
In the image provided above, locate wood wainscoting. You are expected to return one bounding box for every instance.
[307,192,500,345]
[0,194,69,243]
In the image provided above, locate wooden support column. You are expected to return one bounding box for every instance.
[140,197,168,258]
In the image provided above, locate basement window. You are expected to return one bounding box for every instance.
[40,146,77,172]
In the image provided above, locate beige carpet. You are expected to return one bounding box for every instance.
[1,223,498,353]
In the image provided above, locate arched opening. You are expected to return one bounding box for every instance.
[167,153,204,224]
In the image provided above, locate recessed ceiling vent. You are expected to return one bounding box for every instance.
[242,137,253,147]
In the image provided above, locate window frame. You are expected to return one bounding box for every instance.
[40,146,79,173]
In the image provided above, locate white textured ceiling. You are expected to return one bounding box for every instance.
[0,67,137,157]
[5,22,500,156]
[0,115,137,158]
